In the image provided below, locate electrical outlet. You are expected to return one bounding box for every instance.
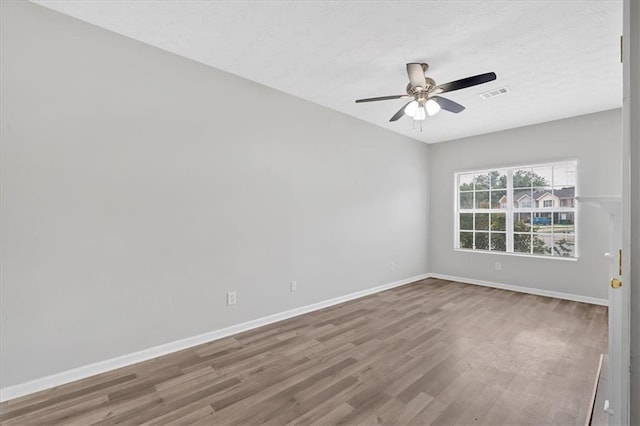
[390,262,396,272]
[495,262,502,271]
[227,291,237,306]
[290,281,297,292]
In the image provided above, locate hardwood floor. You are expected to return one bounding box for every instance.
[0,278,607,425]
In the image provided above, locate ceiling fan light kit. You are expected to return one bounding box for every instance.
[355,63,497,131]
[413,106,426,121]
[425,99,441,116]
[404,100,419,117]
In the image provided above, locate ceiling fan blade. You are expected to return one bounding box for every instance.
[433,72,497,94]
[355,95,408,103]
[432,96,466,113]
[389,101,413,122]
[406,63,427,89]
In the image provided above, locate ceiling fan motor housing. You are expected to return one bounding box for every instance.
[407,77,436,97]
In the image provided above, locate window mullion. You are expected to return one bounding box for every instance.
[472,189,476,249]
[506,169,514,252]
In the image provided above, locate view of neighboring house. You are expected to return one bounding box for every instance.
[499,187,575,209]
[499,187,575,226]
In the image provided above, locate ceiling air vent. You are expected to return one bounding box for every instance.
[479,86,509,100]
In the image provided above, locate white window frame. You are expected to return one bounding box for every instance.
[454,160,578,260]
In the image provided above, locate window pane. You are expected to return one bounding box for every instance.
[531,166,552,186]
[514,212,531,232]
[475,191,490,208]
[459,173,474,191]
[490,233,506,251]
[553,234,575,257]
[475,213,489,231]
[474,173,490,190]
[513,168,533,188]
[514,233,531,253]
[490,170,507,189]
[460,232,473,249]
[532,233,553,255]
[553,163,576,186]
[531,213,553,232]
[513,188,532,209]
[460,213,473,230]
[491,190,506,209]
[475,232,489,250]
[553,212,575,234]
[491,213,506,231]
[554,186,575,208]
[460,192,473,209]
[532,186,553,209]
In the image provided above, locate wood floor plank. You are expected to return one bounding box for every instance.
[0,278,606,425]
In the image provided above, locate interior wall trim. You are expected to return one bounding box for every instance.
[0,273,430,402]
[428,272,609,306]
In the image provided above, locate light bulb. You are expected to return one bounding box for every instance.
[425,99,441,116]
[413,106,426,121]
[404,101,418,117]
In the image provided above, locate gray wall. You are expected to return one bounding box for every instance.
[0,1,430,388]
[627,0,640,421]
[429,110,622,300]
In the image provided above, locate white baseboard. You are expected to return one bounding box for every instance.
[1,271,607,402]
[427,273,609,306]
[0,273,431,402]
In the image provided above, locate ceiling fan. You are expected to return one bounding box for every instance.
[355,63,497,126]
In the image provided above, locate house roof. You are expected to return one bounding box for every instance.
[552,187,576,199]
[500,187,575,203]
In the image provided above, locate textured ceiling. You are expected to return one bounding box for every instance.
[32,0,622,144]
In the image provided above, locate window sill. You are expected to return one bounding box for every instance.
[453,248,578,262]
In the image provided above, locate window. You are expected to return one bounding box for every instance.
[456,161,576,258]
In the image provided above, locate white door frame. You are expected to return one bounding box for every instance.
[617,0,633,424]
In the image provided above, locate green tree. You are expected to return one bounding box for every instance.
[532,236,551,255]
[513,221,551,255]
[491,214,505,230]
[461,170,547,191]
[512,170,548,188]
[459,181,474,191]
[553,238,574,257]
[490,171,507,189]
